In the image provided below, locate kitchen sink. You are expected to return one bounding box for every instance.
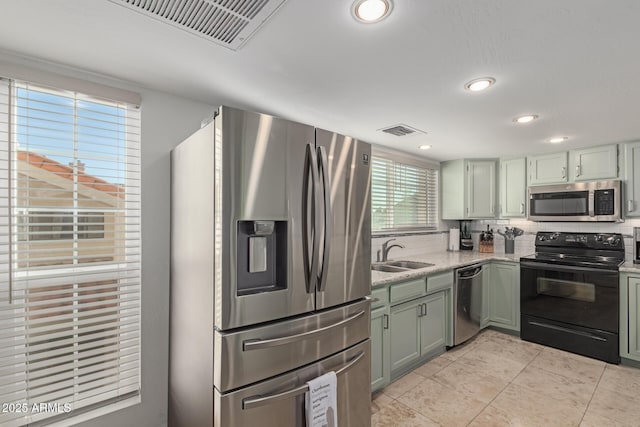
[384,260,434,269]
[371,264,408,273]
[371,260,435,272]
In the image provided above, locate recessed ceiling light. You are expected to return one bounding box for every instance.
[464,77,496,92]
[419,145,432,150]
[352,0,393,23]
[548,136,568,143]
[513,114,539,124]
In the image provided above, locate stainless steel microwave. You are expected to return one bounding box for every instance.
[528,180,622,222]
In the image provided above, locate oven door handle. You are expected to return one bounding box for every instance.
[520,261,619,275]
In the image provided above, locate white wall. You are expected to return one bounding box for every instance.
[0,52,216,427]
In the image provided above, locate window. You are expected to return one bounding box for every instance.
[371,154,438,232]
[18,211,105,241]
[0,79,141,426]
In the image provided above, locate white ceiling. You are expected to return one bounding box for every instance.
[1,0,639,161]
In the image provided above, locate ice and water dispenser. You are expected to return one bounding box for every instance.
[236,220,287,295]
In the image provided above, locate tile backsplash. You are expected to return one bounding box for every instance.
[473,218,640,261]
[371,218,640,262]
[371,231,450,263]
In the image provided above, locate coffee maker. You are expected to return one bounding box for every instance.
[634,227,640,264]
[460,220,473,251]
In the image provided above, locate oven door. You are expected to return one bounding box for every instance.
[520,261,618,333]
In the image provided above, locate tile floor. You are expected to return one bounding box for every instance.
[371,329,640,426]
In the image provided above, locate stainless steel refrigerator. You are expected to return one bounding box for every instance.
[169,106,372,426]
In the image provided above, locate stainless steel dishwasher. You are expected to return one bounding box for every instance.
[453,263,484,345]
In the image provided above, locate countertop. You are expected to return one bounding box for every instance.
[621,262,640,274]
[371,250,532,287]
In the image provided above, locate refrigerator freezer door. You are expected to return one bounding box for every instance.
[216,107,316,330]
[214,298,370,392]
[214,340,371,427]
[314,128,372,311]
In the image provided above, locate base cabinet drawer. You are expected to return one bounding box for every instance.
[389,278,426,304]
[372,287,389,309]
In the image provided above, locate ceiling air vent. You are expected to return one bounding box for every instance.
[108,0,288,50]
[379,124,425,137]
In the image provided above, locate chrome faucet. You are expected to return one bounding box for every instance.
[376,239,405,262]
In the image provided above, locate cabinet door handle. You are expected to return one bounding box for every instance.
[561,167,566,179]
[575,164,581,177]
[422,303,427,317]
[629,200,634,213]
[520,203,525,214]
[383,314,389,329]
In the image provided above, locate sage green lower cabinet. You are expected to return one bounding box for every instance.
[390,291,446,377]
[620,274,640,362]
[390,298,422,372]
[487,262,520,331]
[419,292,446,355]
[371,305,390,392]
[480,266,490,328]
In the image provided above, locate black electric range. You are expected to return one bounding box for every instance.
[520,232,625,364]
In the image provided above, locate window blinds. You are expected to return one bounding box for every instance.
[0,79,141,426]
[371,156,438,232]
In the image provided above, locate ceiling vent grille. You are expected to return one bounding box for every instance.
[108,0,288,50]
[380,124,425,137]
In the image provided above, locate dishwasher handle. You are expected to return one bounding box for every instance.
[457,265,483,279]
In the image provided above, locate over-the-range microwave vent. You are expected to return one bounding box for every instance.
[108,0,288,50]
[379,124,426,137]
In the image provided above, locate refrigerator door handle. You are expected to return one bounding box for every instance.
[243,310,365,351]
[303,143,321,293]
[317,145,332,292]
[241,351,365,410]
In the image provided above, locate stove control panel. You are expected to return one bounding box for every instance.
[535,232,624,250]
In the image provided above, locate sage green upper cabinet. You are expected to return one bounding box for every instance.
[442,159,497,219]
[467,160,497,217]
[499,158,526,218]
[570,144,618,181]
[624,142,640,216]
[528,152,568,185]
